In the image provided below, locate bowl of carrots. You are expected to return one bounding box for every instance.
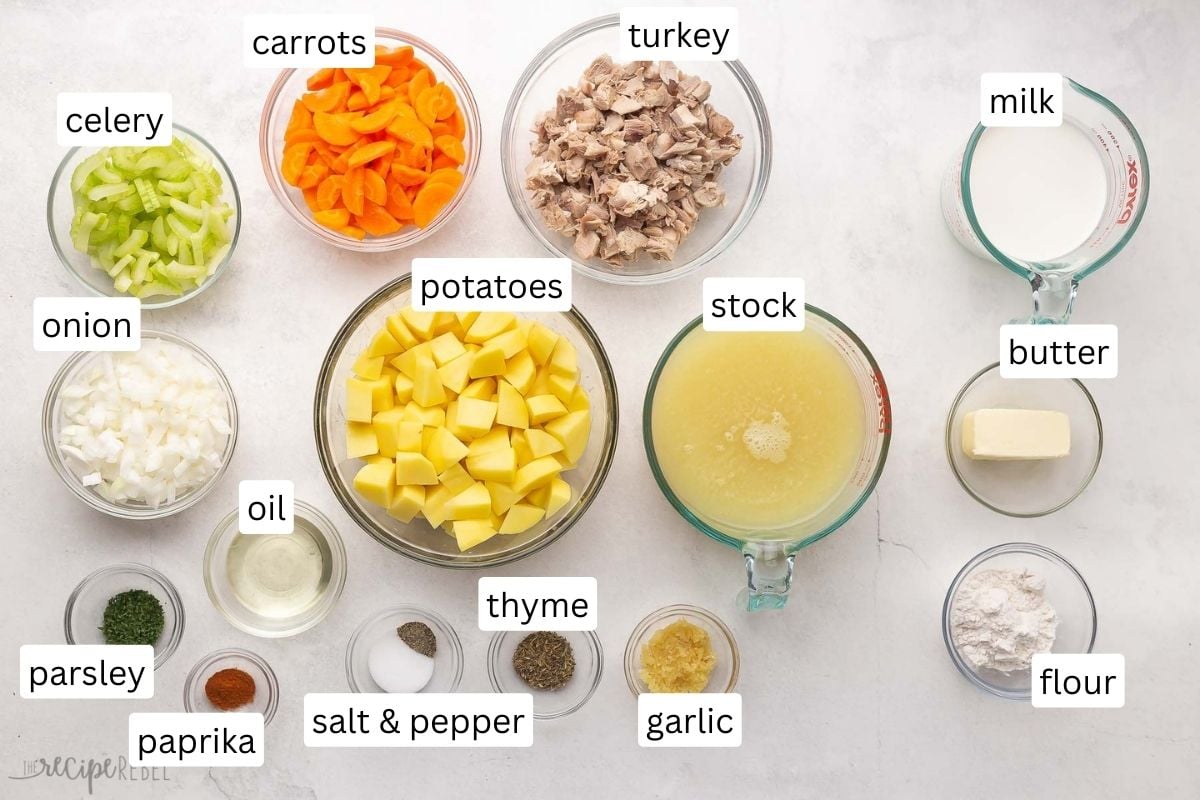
[259,28,480,252]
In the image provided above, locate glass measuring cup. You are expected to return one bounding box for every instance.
[941,78,1149,322]
[643,309,891,611]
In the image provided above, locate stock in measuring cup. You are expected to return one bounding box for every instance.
[942,78,1149,323]
[643,309,891,611]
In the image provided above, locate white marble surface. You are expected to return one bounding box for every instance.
[3,0,1199,797]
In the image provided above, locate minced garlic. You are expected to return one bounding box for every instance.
[639,619,716,692]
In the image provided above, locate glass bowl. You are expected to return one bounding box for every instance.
[643,310,891,610]
[487,630,602,719]
[624,604,739,695]
[501,13,772,285]
[42,330,239,520]
[64,563,184,669]
[314,276,619,568]
[259,28,481,252]
[942,542,1097,700]
[946,363,1103,517]
[346,606,463,693]
[47,124,241,309]
[183,648,279,724]
[203,501,347,638]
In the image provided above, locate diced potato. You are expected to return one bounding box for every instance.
[485,481,523,515]
[400,307,437,339]
[525,428,564,459]
[391,344,431,380]
[468,345,507,379]
[395,420,423,453]
[413,355,446,407]
[488,327,528,358]
[544,409,591,465]
[347,422,379,459]
[510,430,535,466]
[422,483,453,527]
[548,373,577,406]
[443,400,468,441]
[437,353,472,394]
[496,379,529,429]
[457,397,499,438]
[544,477,572,517]
[388,484,425,523]
[512,456,562,495]
[368,376,394,413]
[367,328,405,357]
[428,331,467,366]
[394,373,414,404]
[499,503,545,535]
[372,407,406,457]
[465,312,516,343]
[432,312,459,335]
[445,482,492,520]
[550,337,579,380]
[353,352,385,380]
[460,377,496,400]
[402,401,445,427]
[527,322,559,365]
[354,461,395,507]
[467,427,510,456]
[438,462,475,494]
[453,519,497,551]
[529,367,554,396]
[567,384,590,412]
[527,394,568,425]
[425,427,469,473]
[466,447,517,483]
[394,452,438,485]
[386,313,420,349]
[503,349,536,395]
[455,311,480,330]
[346,378,374,423]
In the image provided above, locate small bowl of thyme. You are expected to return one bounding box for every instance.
[64,563,185,669]
[487,630,603,719]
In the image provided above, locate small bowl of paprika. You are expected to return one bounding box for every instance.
[183,647,279,725]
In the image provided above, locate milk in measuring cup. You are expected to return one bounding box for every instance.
[968,123,1107,263]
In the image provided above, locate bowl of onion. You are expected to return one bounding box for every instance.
[41,330,238,519]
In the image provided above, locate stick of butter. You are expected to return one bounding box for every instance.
[962,408,1070,461]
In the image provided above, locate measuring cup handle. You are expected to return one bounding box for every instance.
[1027,273,1078,324]
[738,542,796,611]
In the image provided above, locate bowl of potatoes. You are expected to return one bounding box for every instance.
[314,276,618,567]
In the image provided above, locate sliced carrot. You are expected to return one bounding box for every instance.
[372,148,395,180]
[347,90,370,112]
[426,168,465,191]
[281,143,313,185]
[331,138,371,173]
[358,201,403,236]
[351,103,400,134]
[433,135,466,165]
[386,115,432,150]
[302,187,322,212]
[297,162,330,189]
[385,67,412,88]
[339,224,365,240]
[316,175,343,210]
[385,179,415,221]
[416,83,457,126]
[412,181,456,228]
[302,82,351,114]
[363,168,387,205]
[313,112,362,146]
[313,208,351,228]
[449,110,466,139]
[285,127,322,146]
[286,100,313,136]
[306,68,337,91]
[375,45,414,67]
[347,140,395,169]
[408,68,433,106]
[431,153,459,171]
[343,167,366,216]
[405,145,431,170]
[390,163,428,187]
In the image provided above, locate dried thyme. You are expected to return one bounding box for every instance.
[513,632,575,690]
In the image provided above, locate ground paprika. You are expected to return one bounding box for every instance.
[204,668,256,710]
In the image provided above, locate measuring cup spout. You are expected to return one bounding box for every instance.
[738,541,795,611]
[1028,273,1078,324]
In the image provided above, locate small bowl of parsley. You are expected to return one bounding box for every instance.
[64,563,185,669]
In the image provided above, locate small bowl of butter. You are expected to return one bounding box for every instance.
[945,362,1102,516]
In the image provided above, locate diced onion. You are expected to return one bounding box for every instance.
[57,339,231,508]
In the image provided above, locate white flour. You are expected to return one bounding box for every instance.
[950,568,1058,673]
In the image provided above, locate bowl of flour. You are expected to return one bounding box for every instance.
[942,542,1097,699]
